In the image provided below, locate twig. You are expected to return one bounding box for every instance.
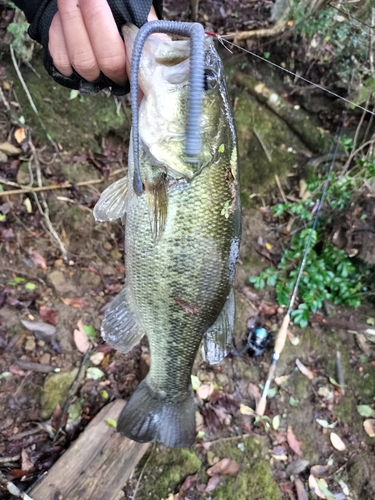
[0,471,35,500]
[54,348,91,442]
[253,129,272,163]
[275,174,287,203]
[0,179,22,188]
[0,267,45,285]
[0,168,126,197]
[133,444,155,500]
[0,455,20,464]
[198,433,252,447]
[15,360,60,374]
[28,140,68,259]
[336,351,345,396]
[10,45,59,153]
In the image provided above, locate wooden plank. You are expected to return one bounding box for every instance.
[30,400,149,500]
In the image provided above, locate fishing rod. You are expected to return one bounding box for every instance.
[255,123,344,415]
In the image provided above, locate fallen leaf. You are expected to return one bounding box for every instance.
[258,303,278,316]
[272,415,281,430]
[106,419,116,428]
[295,359,315,380]
[62,297,90,309]
[14,127,26,144]
[287,425,303,456]
[295,478,308,500]
[21,320,56,336]
[285,459,309,476]
[315,478,336,500]
[363,419,375,437]
[191,375,201,391]
[21,449,33,472]
[0,142,22,156]
[330,432,346,451]
[39,305,59,325]
[248,382,261,400]
[86,367,104,380]
[28,249,47,269]
[9,364,26,376]
[310,464,330,478]
[90,352,105,366]
[275,374,290,385]
[287,329,300,346]
[205,474,221,493]
[239,404,256,416]
[316,419,337,429]
[181,473,198,492]
[73,318,90,353]
[196,383,214,400]
[357,404,375,418]
[308,475,326,499]
[207,458,240,477]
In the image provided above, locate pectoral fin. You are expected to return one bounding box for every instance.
[145,175,167,242]
[101,286,144,353]
[203,288,235,364]
[93,176,128,222]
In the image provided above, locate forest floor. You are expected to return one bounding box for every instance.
[0,1,374,499]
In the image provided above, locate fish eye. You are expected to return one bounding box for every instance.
[204,68,218,91]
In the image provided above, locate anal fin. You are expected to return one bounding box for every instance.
[101,286,144,353]
[203,288,235,364]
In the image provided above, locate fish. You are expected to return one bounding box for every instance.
[93,23,241,448]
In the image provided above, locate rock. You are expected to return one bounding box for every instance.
[41,368,79,419]
[47,270,75,295]
[24,335,36,352]
[39,353,51,365]
[285,459,309,476]
[80,270,102,291]
[216,373,230,388]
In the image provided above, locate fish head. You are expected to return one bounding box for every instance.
[123,25,236,181]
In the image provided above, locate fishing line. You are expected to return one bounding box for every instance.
[255,121,344,415]
[206,34,375,117]
[328,3,375,31]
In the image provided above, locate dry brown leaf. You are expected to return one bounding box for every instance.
[0,141,22,156]
[28,249,47,269]
[295,359,315,380]
[14,127,26,144]
[308,475,326,499]
[239,404,256,416]
[330,432,346,451]
[90,352,105,366]
[275,374,290,385]
[73,318,90,353]
[248,382,261,400]
[206,458,240,477]
[39,305,59,325]
[295,478,308,500]
[61,297,90,309]
[310,464,330,478]
[21,449,33,472]
[287,425,303,456]
[196,383,214,400]
[363,419,375,437]
[205,474,221,493]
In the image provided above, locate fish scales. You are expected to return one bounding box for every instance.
[127,163,234,395]
[94,23,240,447]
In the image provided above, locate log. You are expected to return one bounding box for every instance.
[29,400,149,500]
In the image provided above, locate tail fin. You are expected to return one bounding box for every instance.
[117,378,195,448]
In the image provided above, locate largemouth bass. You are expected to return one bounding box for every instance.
[94,24,240,448]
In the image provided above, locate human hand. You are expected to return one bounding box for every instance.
[48,0,159,86]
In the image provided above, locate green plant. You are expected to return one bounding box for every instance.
[248,152,375,327]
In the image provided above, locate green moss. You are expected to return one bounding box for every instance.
[234,93,305,193]
[6,55,130,152]
[135,446,202,499]
[211,437,281,500]
[41,368,78,419]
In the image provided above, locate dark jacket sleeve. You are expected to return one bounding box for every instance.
[12,0,163,95]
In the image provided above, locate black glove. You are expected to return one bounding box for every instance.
[15,0,163,95]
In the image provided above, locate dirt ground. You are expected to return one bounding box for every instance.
[0,1,375,499]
